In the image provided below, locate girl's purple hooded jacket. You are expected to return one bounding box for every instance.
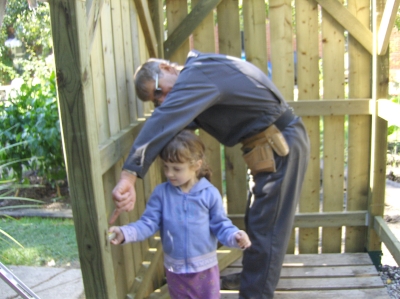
[120,177,241,274]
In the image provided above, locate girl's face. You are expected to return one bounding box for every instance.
[163,160,202,192]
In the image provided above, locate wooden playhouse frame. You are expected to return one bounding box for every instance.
[48,0,400,298]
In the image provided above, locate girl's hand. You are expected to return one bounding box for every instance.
[108,226,125,245]
[235,230,252,249]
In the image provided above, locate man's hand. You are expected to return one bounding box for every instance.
[235,230,252,249]
[109,170,137,224]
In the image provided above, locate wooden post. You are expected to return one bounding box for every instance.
[49,0,118,297]
[367,0,390,254]
[346,0,372,253]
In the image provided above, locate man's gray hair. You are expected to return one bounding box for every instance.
[134,59,169,101]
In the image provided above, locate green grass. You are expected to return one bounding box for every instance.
[0,217,78,267]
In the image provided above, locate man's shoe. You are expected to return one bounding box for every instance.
[221,273,241,290]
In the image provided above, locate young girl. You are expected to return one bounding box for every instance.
[109,129,251,299]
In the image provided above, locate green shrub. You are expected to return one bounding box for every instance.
[0,67,65,184]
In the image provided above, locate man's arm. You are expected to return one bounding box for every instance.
[109,170,137,224]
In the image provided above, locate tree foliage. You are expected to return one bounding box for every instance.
[1,0,52,84]
[0,1,64,184]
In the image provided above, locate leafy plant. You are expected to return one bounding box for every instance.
[0,67,65,186]
[388,95,400,150]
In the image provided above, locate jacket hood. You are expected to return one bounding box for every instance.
[169,177,213,194]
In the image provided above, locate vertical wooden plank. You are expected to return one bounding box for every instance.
[149,0,165,58]
[368,0,389,252]
[242,0,268,74]
[217,0,247,229]
[295,0,320,254]
[132,173,147,275]
[166,0,190,65]
[105,167,128,298]
[121,0,138,122]
[191,0,223,195]
[269,0,295,100]
[146,158,164,294]
[129,0,145,120]
[49,0,118,298]
[114,160,139,295]
[217,0,241,57]
[91,21,110,144]
[111,0,130,129]
[192,0,216,52]
[101,0,120,135]
[321,1,345,253]
[269,0,296,252]
[134,7,152,117]
[107,0,144,293]
[346,0,371,253]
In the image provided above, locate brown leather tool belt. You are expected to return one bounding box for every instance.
[241,109,295,174]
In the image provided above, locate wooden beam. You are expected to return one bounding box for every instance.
[87,0,104,55]
[228,211,369,228]
[99,121,144,175]
[373,216,400,266]
[134,0,158,57]
[378,0,400,55]
[378,99,400,126]
[315,0,373,54]
[294,211,367,228]
[163,0,223,59]
[290,99,373,116]
[98,99,378,176]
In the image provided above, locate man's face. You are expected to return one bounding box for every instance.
[149,64,179,107]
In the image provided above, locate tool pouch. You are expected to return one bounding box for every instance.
[241,124,290,175]
[242,143,276,175]
[264,124,289,157]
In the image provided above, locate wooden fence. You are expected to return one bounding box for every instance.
[48,0,400,298]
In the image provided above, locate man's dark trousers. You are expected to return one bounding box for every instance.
[239,117,310,299]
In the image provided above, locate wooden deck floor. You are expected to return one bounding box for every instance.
[220,252,390,299]
[146,250,390,298]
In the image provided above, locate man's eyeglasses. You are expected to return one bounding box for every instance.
[153,73,163,107]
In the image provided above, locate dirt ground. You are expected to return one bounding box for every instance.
[0,173,70,210]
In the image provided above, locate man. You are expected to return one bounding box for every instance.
[110,50,310,299]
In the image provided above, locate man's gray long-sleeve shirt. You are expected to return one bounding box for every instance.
[123,50,290,178]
